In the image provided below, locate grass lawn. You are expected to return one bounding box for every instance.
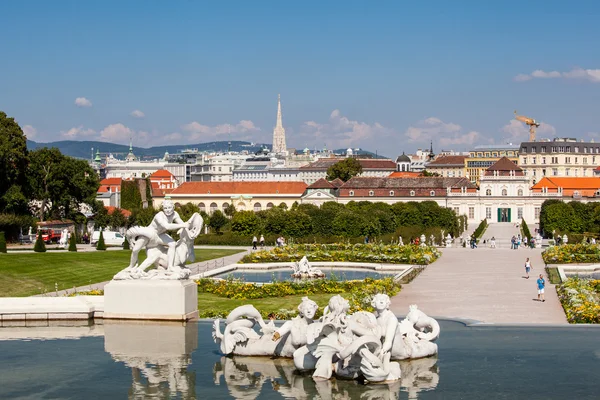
[198,292,336,316]
[0,249,243,297]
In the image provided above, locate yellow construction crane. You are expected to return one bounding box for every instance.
[514,110,541,142]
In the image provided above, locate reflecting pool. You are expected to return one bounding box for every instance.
[0,320,598,399]
[214,268,396,283]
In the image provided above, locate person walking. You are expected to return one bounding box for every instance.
[252,235,258,250]
[490,236,496,248]
[537,274,546,302]
[524,257,532,279]
[523,236,528,248]
[259,234,265,248]
[511,236,515,250]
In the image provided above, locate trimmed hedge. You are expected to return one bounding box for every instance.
[34,232,46,253]
[68,233,77,252]
[472,219,488,240]
[521,219,532,240]
[96,231,107,251]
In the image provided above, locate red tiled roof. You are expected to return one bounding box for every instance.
[307,178,335,189]
[426,155,467,166]
[105,206,132,217]
[341,177,477,189]
[330,178,345,188]
[486,157,523,172]
[100,178,122,185]
[388,171,422,178]
[169,181,308,195]
[150,169,175,179]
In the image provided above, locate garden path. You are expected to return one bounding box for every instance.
[391,223,568,324]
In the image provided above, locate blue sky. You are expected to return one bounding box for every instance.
[1,0,599,157]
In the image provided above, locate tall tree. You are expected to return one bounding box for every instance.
[28,148,99,220]
[208,210,228,234]
[326,158,363,182]
[0,111,29,214]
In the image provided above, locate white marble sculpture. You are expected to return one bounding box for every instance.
[212,294,439,385]
[113,200,203,280]
[58,228,69,249]
[292,256,325,279]
[398,236,404,246]
[445,234,452,248]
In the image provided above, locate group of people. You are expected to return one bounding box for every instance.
[524,257,546,302]
[251,235,265,250]
[510,234,534,249]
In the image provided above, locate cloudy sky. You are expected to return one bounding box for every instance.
[1,0,599,157]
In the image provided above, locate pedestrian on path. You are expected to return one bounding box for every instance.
[537,274,546,302]
[490,236,496,248]
[252,235,258,250]
[524,257,532,279]
[260,234,265,248]
[523,236,528,248]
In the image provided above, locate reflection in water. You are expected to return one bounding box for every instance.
[104,321,198,399]
[213,356,438,400]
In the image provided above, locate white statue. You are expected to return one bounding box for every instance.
[445,234,452,248]
[398,236,403,246]
[113,200,203,280]
[58,228,69,249]
[213,294,439,385]
[291,256,325,279]
[420,234,426,247]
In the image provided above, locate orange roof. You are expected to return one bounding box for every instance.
[170,181,307,195]
[307,178,335,189]
[388,171,422,178]
[105,206,132,217]
[532,177,600,197]
[150,169,175,179]
[100,178,122,185]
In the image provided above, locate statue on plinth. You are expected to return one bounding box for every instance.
[113,200,203,280]
[58,228,69,249]
[291,256,325,279]
[212,293,439,385]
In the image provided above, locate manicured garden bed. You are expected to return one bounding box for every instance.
[240,243,440,265]
[556,278,600,324]
[541,243,600,264]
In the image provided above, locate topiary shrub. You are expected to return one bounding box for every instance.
[34,231,47,253]
[0,231,6,253]
[68,232,77,252]
[96,230,107,251]
[123,236,130,250]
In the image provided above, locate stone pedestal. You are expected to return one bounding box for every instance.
[104,280,198,321]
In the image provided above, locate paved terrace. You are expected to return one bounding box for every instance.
[391,223,568,324]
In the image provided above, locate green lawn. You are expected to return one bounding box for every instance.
[0,249,243,297]
[198,292,336,317]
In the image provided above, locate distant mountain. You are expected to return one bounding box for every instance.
[25,140,391,160]
[26,140,271,160]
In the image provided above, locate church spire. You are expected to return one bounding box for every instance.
[272,94,287,154]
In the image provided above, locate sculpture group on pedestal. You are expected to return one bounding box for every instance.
[113,200,203,280]
[291,256,325,279]
[212,293,439,384]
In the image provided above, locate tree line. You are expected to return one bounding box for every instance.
[539,199,600,238]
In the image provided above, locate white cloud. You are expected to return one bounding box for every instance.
[100,123,133,141]
[130,110,145,118]
[299,109,393,148]
[22,125,37,139]
[501,119,556,142]
[74,97,92,107]
[181,119,260,141]
[403,117,482,148]
[515,67,600,83]
[61,125,96,138]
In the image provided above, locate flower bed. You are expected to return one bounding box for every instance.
[541,243,600,264]
[196,277,401,318]
[240,243,440,265]
[556,278,600,324]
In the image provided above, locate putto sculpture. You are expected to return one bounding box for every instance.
[113,200,203,280]
[212,293,439,384]
[291,256,325,279]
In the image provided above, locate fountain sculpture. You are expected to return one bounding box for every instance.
[291,256,325,279]
[212,294,439,384]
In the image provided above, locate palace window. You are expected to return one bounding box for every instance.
[486,207,492,219]
[369,190,374,196]
[430,190,435,196]
[210,202,218,213]
[565,168,570,176]
[517,188,523,196]
[468,207,475,219]
[552,168,558,176]
[541,146,547,153]
[222,202,229,212]
[453,207,459,214]
[535,207,541,219]
[486,189,492,196]
[410,190,415,196]
[518,207,523,220]
[254,202,261,212]
[389,190,395,196]
[266,202,274,210]
[522,158,527,164]
[198,202,206,213]
[502,188,507,196]
[349,191,355,197]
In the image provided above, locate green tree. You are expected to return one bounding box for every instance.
[421,170,440,177]
[231,211,261,235]
[326,158,363,182]
[92,201,110,230]
[34,231,46,252]
[539,199,563,237]
[542,202,580,235]
[68,232,77,252]
[109,208,128,231]
[282,210,313,237]
[129,206,158,227]
[332,210,368,237]
[391,202,422,227]
[0,111,29,214]
[0,231,6,253]
[176,202,200,222]
[28,148,99,220]
[208,210,228,234]
[96,230,107,250]
[224,203,237,218]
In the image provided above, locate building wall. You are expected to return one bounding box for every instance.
[156,194,302,213]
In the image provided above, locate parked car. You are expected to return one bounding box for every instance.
[90,231,125,246]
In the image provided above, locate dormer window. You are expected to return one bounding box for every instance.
[369,190,374,196]
[349,190,354,197]
[430,190,435,196]
[389,190,395,196]
[410,190,415,197]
